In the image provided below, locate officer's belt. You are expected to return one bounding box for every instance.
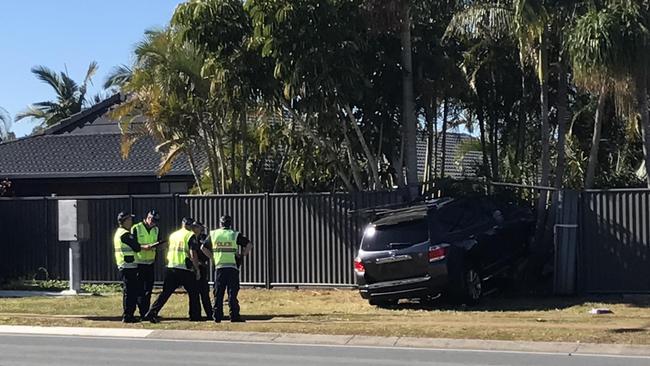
[214,248,237,253]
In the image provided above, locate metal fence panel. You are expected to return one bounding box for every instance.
[0,198,62,280]
[80,198,131,282]
[182,194,268,286]
[1,191,405,286]
[580,191,650,293]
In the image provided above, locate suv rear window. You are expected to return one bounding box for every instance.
[361,219,429,251]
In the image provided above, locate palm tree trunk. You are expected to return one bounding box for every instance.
[555,62,569,189]
[440,97,448,178]
[239,111,248,193]
[534,31,551,249]
[585,87,607,189]
[477,107,491,179]
[489,70,499,181]
[424,97,437,189]
[637,72,650,188]
[399,0,418,198]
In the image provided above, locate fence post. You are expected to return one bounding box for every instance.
[553,190,579,295]
[265,193,272,289]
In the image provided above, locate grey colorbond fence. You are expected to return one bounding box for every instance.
[578,189,650,293]
[3,188,649,293]
[0,191,405,287]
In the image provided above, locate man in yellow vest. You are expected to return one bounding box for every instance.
[132,209,164,319]
[144,217,202,323]
[201,215,252,323]
[113,211,142,323]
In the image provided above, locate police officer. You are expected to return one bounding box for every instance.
[132,209,164,319]
[191,221,213,320]
[144,217,202,323]
[201,215,252,323]
[113,211,142,323]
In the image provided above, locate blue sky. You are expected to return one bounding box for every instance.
[0,1,183,137]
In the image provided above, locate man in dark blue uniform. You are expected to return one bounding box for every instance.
[201,215,252,323]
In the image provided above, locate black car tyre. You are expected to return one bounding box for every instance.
[450,261,483,306]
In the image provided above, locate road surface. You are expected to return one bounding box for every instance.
[0,333,648,366]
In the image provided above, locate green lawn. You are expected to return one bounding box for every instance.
[1,288,650,344]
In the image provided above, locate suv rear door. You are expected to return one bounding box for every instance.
[359,218,431,283]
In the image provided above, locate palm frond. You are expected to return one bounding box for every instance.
[445,3,514,42]
[30,66,65,97]
[104,64,133,89]
[14,106,49,122]
[158,143,185,176]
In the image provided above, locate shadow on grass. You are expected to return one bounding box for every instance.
[82,314,306,322]
[374,292,650,312]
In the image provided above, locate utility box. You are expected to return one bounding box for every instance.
[58,200,90,242]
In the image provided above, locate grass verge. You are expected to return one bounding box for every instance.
[1,288,649,344]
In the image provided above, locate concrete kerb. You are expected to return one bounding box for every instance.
[0,325,649,357]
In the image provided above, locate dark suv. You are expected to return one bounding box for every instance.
[354,196,534,306]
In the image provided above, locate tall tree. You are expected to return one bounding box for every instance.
[15,62,98,126]
[363,0,419,196]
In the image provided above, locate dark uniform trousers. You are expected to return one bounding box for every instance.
[147,268,201,320]
[120,268,141,319]
[213,267,240,321]
[197,265,213,319]
[137,263,155,317]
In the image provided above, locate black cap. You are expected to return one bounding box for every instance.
[182,217,194,226]
[220,215,232,228]
[147,209,160,221]
[117,211,135,223]
[193,220,204,229]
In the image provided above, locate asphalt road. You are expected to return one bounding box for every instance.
[0,334,648,366]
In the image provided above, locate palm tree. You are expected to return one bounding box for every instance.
[15,62,98,126]
[110,29,210,193]
[568,7,614,189]
[569,1,650,188]
[0,107,11,141]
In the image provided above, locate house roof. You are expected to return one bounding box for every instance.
[416,132,483,180]
[0,134,194,179]
[0,94,198,180]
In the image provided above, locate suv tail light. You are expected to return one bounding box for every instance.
[428,244,449,262]
[354,257,365,274]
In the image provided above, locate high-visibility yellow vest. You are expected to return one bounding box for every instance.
[132,222,158,265]
[210,228,239,267]
[166,228,194,270]
[114,227,136,269]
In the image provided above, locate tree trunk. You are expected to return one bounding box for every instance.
[273,121,296,193]
[489,70,499,181]
[637,70,650,188]
[477,108,491,179]
[343,104,381,190]
[186,147,203,195]
[399,0,418,198]
[534,31,551,249]
[585,86,607,189]
[342,118,364,190]
[239,111,248,193]
[554,62,569,189]
[440,97,448,178]
[423,97,437,189]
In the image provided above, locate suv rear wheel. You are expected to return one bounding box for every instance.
[450,261,483,305]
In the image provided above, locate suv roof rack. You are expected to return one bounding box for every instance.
[348,197,454,217]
